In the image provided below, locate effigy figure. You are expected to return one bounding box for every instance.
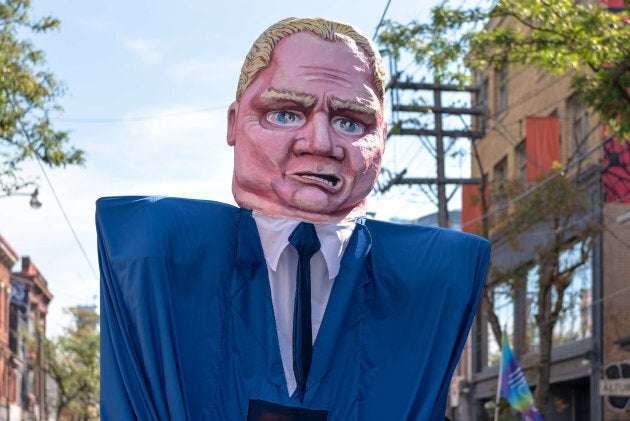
[97,17,490,421]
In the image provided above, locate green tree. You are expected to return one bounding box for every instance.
[493,172,598,413]
[0,0,84,195]
[378,0,630,141]
[45,307,100,420]
[465,150,597,415]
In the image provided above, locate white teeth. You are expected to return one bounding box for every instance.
[300,174,337,187]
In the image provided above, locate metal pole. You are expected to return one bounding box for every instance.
[37,329,44,421]
[494,332,504,421]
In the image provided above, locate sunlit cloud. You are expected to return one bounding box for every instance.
[122,37,162,64]
[170,57,243,83]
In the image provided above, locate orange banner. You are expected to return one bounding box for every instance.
[461,184,483,235]
[525,116,560,181]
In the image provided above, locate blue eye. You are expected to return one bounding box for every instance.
[266,111,304,127]
[332,117,365,135]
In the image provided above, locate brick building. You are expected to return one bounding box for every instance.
[0,234,19,420]
[0,235,53,420]
[460,1,630,420]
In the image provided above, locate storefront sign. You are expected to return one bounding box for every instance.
[599,379,630,397]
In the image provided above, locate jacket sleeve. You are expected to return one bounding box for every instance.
[97,196,188,420]
[97,196,239,420]
[362,221,491,420]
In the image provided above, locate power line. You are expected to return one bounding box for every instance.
[53,104,228,125]
[462,135,630,309]
[379,67,595,227]
[461,134,614,230]
[590,283,630,308]
[373,0,393,41]
[20,117,99,283]
[33,156,99,282]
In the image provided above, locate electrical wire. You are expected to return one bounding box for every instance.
[18,118,100,283]
[373,0,393,41]
[465,135,630,308]
[53,104,228,125]
[461,134,613,230]
[33,156,99,282]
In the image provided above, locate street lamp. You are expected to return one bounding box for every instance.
[0,188,42,209]
[28,188,42,209]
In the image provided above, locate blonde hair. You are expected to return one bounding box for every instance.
[236,17,385,101]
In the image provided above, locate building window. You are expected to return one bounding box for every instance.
[555,242,593,343]
[0,288,4,328]
[525,241,593,353]
[526,265,540,354]
[495,67,508,114]
[491,157,509,229]
[515,140,527,181]
[28,312,35,336]
[487,283,514,367]
[568,95,590,158]
[27,367,34,395]
[494,156,507,181]
[482,76,490,121]
[493,156,508,201]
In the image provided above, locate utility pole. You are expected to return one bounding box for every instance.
[434,78,448,227]
[37,329,45,421]
[380,73,486,228]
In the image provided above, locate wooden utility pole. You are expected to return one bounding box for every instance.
[434,80,448,227]
[380,74,486,228]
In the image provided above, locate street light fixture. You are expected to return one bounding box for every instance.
[28,188,42,209]
[0,188,42,209]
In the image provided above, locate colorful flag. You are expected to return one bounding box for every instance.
[499,333,544,421]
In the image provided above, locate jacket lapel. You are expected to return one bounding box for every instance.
[308,221,372,386]
[229,212,373,400]
[230,210,286,391]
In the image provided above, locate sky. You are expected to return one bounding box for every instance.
[0,0,468,337]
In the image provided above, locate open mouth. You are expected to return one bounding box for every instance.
[296,173,340,187]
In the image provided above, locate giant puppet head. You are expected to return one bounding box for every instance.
[227,17,387,222]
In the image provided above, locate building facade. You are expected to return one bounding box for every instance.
[0,235,19,421]
[460,3,630,419]
[0,235,53,421]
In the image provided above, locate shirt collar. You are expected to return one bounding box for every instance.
[252,211,355,279]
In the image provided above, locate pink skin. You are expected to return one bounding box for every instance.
[227,32,387,222]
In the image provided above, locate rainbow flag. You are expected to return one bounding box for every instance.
[499,334,544,421]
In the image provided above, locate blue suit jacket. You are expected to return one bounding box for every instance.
[97,196,490,420]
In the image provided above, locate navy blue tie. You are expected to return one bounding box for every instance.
[288,222,321,404]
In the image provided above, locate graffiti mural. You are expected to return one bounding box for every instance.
[603,138,630,203]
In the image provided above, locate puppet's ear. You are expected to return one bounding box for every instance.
[227,102,239,146]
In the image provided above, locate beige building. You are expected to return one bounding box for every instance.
[459,11,630,421]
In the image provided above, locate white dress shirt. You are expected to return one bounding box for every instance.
[252,212,355,397]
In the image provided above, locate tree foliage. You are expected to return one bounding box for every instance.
[479,170,598,415]
[379,0,623,415]
[378,0,630,141]
[44,307,99,420]
[0,0,84,194]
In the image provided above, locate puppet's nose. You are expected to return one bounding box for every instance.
[294,113,343,160]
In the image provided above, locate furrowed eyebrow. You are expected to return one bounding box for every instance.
[260,89,318,108]
[328,97,377,117]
